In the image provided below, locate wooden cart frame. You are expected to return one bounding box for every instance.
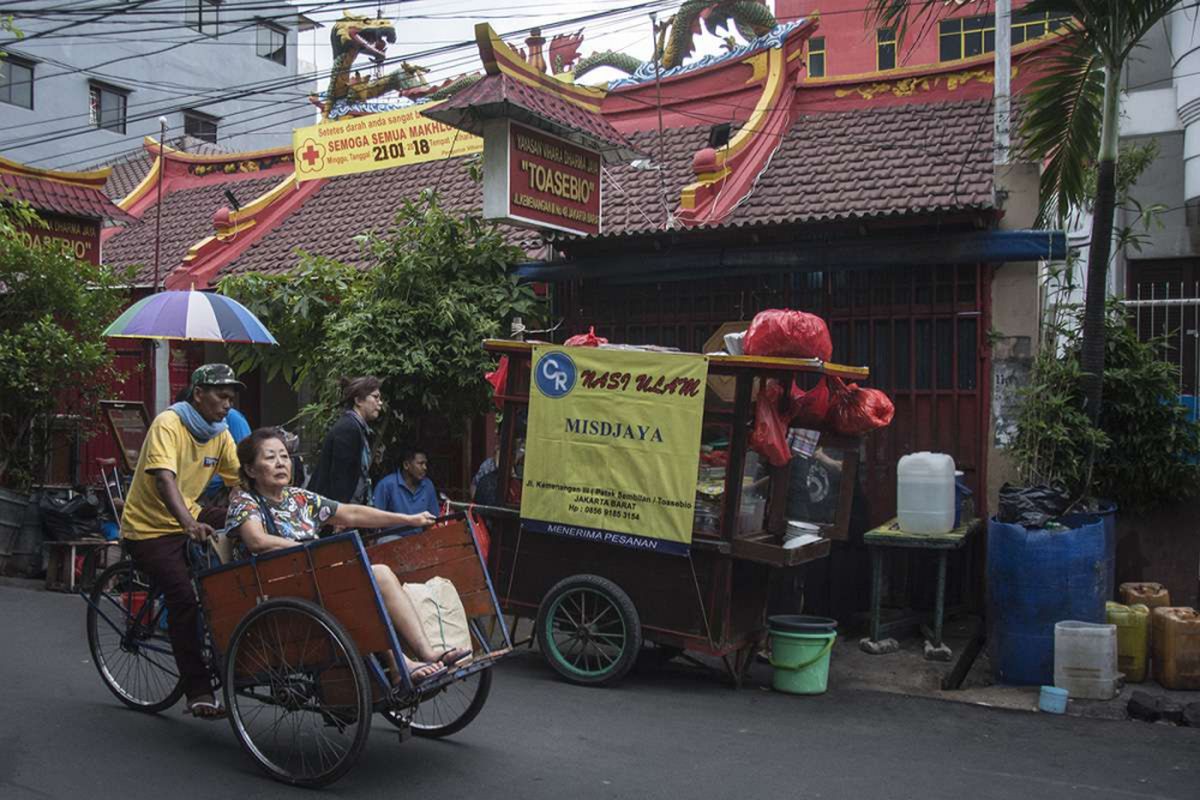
[83,516,510,787]
[482,339,868,686]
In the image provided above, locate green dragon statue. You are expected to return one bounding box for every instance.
[312,2,778,113]
[314,12,432,117]
[574,0,777,81]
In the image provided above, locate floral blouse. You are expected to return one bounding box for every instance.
[225,487,339,560]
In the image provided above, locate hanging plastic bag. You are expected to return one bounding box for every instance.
[484,356,508,410]
[789,376,833,429]
[749,380,792,467]
[742,309,833,361]
[826,377,895,436]
[564,326,608,347]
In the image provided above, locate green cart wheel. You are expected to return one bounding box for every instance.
[536,574,641,686]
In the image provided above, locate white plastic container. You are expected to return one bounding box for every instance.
[896,452,956,534]
[1054,621,1120,700]
[738,494,765,535]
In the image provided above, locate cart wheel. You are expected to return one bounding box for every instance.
[86,560,186,713]
[536,574,642,686]
[383,666,493,738]
[224,597,371,788]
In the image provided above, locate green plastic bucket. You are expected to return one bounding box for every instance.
[769,629,836,695]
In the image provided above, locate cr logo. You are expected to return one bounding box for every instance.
[534,352,577,398]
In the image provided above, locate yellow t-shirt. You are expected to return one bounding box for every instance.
[121,410,240,540]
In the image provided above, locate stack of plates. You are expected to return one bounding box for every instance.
[784,520,823,549]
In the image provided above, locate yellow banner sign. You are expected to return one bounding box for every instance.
[292,103,482,182]
[520,346,709,556]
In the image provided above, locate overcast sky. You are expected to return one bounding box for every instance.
[298,0,762,91]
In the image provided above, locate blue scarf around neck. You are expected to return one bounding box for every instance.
[170,401,228,443]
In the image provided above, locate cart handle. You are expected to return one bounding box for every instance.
[445,500,520,519]
[359,512,467,544]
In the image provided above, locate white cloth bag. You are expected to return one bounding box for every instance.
[401,577,472,657]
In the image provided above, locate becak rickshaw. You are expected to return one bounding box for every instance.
[84,515,510,787]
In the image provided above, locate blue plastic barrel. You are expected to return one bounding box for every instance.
[987,514,1108,685]
[1094,502,1117,602]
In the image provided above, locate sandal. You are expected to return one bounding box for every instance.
[409,662,446,687]
[437,647,472,667]
[184,698,227,720]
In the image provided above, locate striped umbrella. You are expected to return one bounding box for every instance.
[103,290,278,345]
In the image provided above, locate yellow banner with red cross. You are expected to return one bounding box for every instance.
[293,103,482,183]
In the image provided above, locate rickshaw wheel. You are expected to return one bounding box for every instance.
[224,598,371,788]
[536,574,642,686]
[382,665,493,738]
[86,560,186,713]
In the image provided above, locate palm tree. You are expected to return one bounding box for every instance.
[869,0,1178,423]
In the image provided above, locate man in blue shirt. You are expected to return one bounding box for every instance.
[373,446,440,537]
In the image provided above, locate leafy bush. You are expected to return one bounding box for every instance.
[0,208,128,488]
[220,190,543,458]
[1012,300,1200,511]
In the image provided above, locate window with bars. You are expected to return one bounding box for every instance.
[184,110,219,143]
[186,0,219,35]
[0,55,33,109]
[89,83,128,133]
[257,23,287,65]
[807,36,825,78]
[877,28,896,71]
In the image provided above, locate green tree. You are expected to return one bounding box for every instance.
[868,1,1178,426]
[0,210,129,488]
[219,190,543,459]
[1012,300,1200,512]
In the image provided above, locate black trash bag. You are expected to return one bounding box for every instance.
[997,483,1073,528]
[38,492,102,542]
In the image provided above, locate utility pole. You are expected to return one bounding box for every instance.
[152,116,167,292]
[994,0,1011,165]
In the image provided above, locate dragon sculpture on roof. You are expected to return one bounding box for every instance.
[574,0,777,81]
[312,12,432,117]
[315,1,778,116]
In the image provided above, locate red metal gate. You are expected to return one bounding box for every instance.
[556,264,991,526]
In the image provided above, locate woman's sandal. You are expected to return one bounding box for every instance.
[437,647,472,667]
[409,662,446,687]
[184,698,227,720]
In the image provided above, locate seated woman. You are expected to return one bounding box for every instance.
[226,428,471,687]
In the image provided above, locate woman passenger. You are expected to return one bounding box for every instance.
[225,428,471,686]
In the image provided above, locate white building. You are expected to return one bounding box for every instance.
[0,1,316,169]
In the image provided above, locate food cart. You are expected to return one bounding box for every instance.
[481,338,873,686]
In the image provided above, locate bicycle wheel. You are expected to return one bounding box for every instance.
[86,560,186,713]
[224,598,371,788]
[536,574,642,686]
[383,666,493,738]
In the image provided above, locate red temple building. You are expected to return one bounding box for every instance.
[68,8,1070,555]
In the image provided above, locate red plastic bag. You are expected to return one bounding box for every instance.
[743,309,833,361]
[749,380,792,467]
[826,377,895,436]
[788,377,833,429]
[484,356,509,410]
[564,326,608,347]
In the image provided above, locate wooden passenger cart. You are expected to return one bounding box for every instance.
[83,516,510,787]
[482,339,869,686]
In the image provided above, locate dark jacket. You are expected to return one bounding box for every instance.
[309,411,372,505]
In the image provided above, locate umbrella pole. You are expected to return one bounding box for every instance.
[153,117,166,293]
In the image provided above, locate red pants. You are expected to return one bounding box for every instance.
[125,535,211,701]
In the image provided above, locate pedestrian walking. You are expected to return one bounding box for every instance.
[309,376,382,506]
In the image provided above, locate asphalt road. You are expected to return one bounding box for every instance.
[2,584,1197,800]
